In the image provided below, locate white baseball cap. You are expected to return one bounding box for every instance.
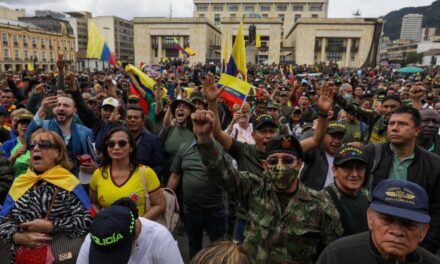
[102,97,119,108]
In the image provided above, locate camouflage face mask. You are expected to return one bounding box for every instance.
[266,166,299,190]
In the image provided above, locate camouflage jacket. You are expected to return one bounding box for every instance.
[198,140,343,264]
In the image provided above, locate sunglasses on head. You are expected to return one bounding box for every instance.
[107,140,129,149]
[29,140,57,150]
[267,156,296,166]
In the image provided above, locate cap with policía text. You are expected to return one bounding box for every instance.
[89,206,136,264]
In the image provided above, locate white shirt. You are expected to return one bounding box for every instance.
[324,152,335,188]
[76,218,184,264]
[229,123,255,145]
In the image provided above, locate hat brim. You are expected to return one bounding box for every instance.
[334,157,367,166]
[89,235,133,264]
[171,99,195,115]
[327,128,346,135]
[254,120,278,130]
[370,202,431,224]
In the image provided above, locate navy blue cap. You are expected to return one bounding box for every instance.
[370,179,431,224]
[0,106,8,117]
[89,206,136,264]
[265,135,304,159]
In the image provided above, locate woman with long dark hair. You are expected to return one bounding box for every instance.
[89,127,165,220]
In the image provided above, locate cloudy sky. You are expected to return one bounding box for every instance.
[0,0,435,19]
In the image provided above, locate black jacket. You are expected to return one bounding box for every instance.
[0,153,13,205]
[300,146,329,191]
[366,143,440,253]
[317,231,440,264]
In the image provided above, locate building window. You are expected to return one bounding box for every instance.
[41,38,46,49]
[199,14,205,18]
[14,49,19,60]
[230,14,236,18]
[2,33,8,45]
[276,4,287,11]
[33,51,38,61]
[42,51,46,62]
[327,51,342,61]
[165,37,174,45]
[262,14,268,18]
[213,5,223,12]
[32,37,37,48]
[197,4,208,11]
[50,51,54,62]
[310,4,323,12]
[13,35,18,47]
[214,14,221,24]
[293,4,304,11]
[24,50,28,60]
[311,14,318,18]
[260,4,271,11]
[3,48,9,60]
[295,14,301,22]
[22,35,28,47]
[64,40,68,50]
[229,5,239,12]
[57,39,61,51]
[279,14,285,22]
[244,5,254,12]
[49,39,53,49]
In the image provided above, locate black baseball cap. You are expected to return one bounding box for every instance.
[327,121,346,135]
[89,206,136,264]
[370,179,430,224]
[253,114,277,130]
[333,145,367,166]
[265,135,304,159]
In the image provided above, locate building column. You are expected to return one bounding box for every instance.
[158,36,162,60]
[179,37,184,58]
[345,38,352,67]
[320,38,327,62]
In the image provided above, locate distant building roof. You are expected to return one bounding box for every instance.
[0,18,42,30]
[424,49,440,56]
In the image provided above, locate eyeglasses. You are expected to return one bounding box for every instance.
[107,140,129,149]
[267,156,296,166]
[29,140,57,150]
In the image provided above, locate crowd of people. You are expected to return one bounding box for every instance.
[0,55,439,263]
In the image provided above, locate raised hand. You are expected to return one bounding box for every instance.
[317,83,334,113]
[191,110,215,142]
[65,72,76,91]
[56,54,66,71]
[410,84,425,100]
[202,73,223,102]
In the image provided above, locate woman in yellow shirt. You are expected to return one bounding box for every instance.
[90,127,165,219]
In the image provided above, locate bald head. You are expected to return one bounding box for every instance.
[419,109,440,140]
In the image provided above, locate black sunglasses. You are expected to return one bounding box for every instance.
[29,140,57,150]
[107,140,129,149]
[267,156,296,166]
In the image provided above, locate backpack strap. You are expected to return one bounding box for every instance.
[325,186,348,236]
[140,166,151,209]
[45,187,59,220]
[366,144,383,192]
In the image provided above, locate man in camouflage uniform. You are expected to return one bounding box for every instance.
[192,109,343,263]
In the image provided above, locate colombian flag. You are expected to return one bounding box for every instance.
[0,166,95,219]
[226,16,247,81]
[87,20,116,66]
[218,74,255,109]
[184,47,196,56]
[172,37,189,57]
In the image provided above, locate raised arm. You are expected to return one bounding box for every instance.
[203,73,233,151]
[300,84,333,153]
[409,83,424,110]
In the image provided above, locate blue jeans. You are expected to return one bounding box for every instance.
[184,206,226,258]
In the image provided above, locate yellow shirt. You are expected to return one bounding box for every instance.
[90,165,160,215]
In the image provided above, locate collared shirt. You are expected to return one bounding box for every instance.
[388,145,415,181]
[324,152,335,188]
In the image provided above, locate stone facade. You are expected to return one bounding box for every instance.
[133,18,221,65]
[285,18,382,68]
